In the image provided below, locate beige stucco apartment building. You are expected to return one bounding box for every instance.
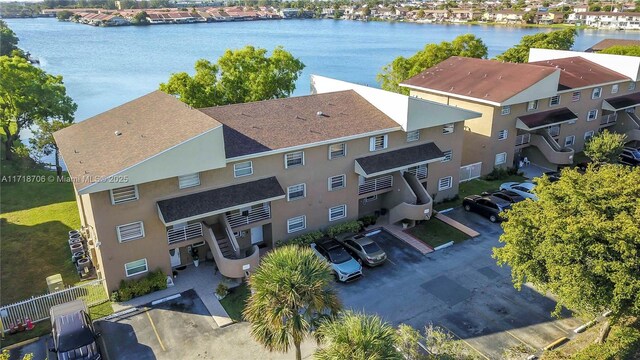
[401,49,640,177]
[54,77,480,293]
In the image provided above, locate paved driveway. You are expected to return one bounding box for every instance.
[338,211,583,359]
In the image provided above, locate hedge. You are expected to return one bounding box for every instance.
[275,230,324,247]
[326,220,363,238]
[110,269,167,302]
[275,219,366,246]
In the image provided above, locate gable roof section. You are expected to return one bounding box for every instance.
[528,48,640,81]
[54,91,224,193]
[355,142,444,178]
[529,57,629,91]
[400,56,559,106]
[200,90,401,159]
[586,39,640,52]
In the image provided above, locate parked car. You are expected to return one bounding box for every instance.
[49,300,102,360]
[311,238,363,282]
[619,147,640,166]
[462,195,512,222]
[480,189,525,203]
[543,171,561,182]
[499,182,537,200]
[336,233,387,267]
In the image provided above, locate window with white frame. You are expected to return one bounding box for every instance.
[495,152,507,165]
[630,82,637,91]
[117,221,145,242]
[233,161,253,177]
[587,109,598,121]
[328,174,346,191]
[438,176,453,191]
[442,123,454,134]
[572,91,581,102]
[564,135,575,147]
[501,106,511,116]
[329,143,346,159]
[125,259,148,277]
[287,215,306,233]
[329,204,347,221]
[442,150,453,162]
[369,134,388,151]
[591,87,602,99]
[287,183,306,201]
[178,173,200,189]
[110,185,138,204]
[584,130,595,140]
[406,130,420,142]
[527,100,539,111]
[611,84,619,94]
[362,195,377,203]
[285,151,304,168]
[549,95,560,106]
[498,129,508,140]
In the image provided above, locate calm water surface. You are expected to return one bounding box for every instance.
[6,18,640,122]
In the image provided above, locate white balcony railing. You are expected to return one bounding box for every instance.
[226,205,271,228]
[167,222,203,245]
[515,133,531,146]
[407,165,428,180]
[358,175,393,195]
[600,113,618,126]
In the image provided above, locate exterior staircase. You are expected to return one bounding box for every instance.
[211,223,237,259]
[529,131,574,165]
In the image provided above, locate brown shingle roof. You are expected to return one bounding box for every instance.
[355,142,444,176]
[400,57,557,104]
[529,57,628,90]
[605,92,640,110]
[199,91,401,158]
[517,107,578,130]
[586,39,640,52]
[54,91,220,190]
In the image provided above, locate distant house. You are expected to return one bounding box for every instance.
[535,11,564,24]
[575,11,640,29]
[586,38,640,52]
[484,10,525,23]
[451,9,481,22]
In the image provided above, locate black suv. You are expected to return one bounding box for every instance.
[50,300,102,360]
[463,195,512,222]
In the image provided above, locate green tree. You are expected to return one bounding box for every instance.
[600,45,640,57]
[0,56,76,161]
[493,164,640,320]
[395,324,425,360]
[584,129,627,164]
[56,10,74,20]
[29,119,73,176]
[495,28,577,63]
[377,34,488,94]
[416,9,425,18]
[243,245,341,360]
[160,45,305,108]
[0,21,20,57]
[131,11,150,25]
[314,312,402,360]
[523,10,536,24]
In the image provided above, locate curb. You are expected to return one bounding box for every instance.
[1,335,43,351]
[434,241,454,251]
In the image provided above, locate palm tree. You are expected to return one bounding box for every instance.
[243,245,341,360]
[314,311,402,360]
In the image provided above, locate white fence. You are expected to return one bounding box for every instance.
[0,279,108,332]
[167,222,204,244]
[460,162,482,182]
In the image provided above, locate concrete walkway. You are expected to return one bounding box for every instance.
[383,224,434,255]
[434,212,481,238]
[111,261,234,327]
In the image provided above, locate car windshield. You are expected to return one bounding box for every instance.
[362,242,381,254]
[58,329,95,352]
[328,247,352,264]
[630,150,640,159]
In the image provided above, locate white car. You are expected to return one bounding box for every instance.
[499,182,537,200]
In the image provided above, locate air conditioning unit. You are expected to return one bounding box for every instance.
[192,240,206,248]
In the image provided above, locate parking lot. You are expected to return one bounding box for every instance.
[338,208,584,359]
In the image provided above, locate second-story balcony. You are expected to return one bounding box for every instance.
[515,133,531,146]
[359,175,394,195]
[167,222,203,245]
[225,204,271,228]
[600,113,618,127]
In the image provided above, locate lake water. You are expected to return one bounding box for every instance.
[5,18,640,122]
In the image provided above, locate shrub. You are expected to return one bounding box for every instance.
[275,230,324,247]
[483,167,511,181]
[571,325,640,360]
[216,283,229,297]
[326,220,363,238]
[112,269,167,302]
[359,215,378,227]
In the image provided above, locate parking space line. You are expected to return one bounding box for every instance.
[387,258,397,266]
[438,324,490,360]
[146,310,166,352]
[504,329,534,349]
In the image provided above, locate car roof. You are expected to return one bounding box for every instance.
[486,195,512,207]
[517,182,535,189]
[353,237,375,246]
[316,237,341,250]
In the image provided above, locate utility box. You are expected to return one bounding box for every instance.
[46,274,64,293]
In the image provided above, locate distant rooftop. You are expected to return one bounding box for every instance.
[529,56,629,90]
[586,39,640,52]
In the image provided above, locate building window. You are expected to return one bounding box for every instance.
[406,130,420,142]
[125,259,148,277]
[549,95,560,106]
[587,109,598,121]
[630,82,637,91]
[495,152,507,165]
[369,134,388,151]
[611,84,619,94]
[362,195,377,203]
[329,204,347,221]
[287,215,306,233]
[527,100,539,111]
[442,150,453,162]
[328,174,346,191]
[498,129,508,140]
[572,91,581,102]
[287,183,306,201]
[178,173,200,189]
[584,130,595,140]
[438,176,453,191]
[110,185,138,204]
[329,143,346,159]
[285,151,304,168]
[116,221,145,242]
[233,161,253,177]
[442,123,455,134]
[501,106,511,116]
[591,87,602,99]
[564,135,575,147]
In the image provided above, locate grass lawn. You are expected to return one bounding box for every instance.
[434,174,526,211]
[407,219,470,248]
[1,163,81,305]
[219,283,250,322]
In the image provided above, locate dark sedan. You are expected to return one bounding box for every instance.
[480,189,525,203]
[462,195,512,223]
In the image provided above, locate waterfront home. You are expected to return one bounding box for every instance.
[53,77,480,294]
[575,11,640,29]
[535,11,564,24]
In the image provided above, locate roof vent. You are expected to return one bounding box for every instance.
[296,115,307,121]
[317,111,324,117]
[115,130,122,136]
